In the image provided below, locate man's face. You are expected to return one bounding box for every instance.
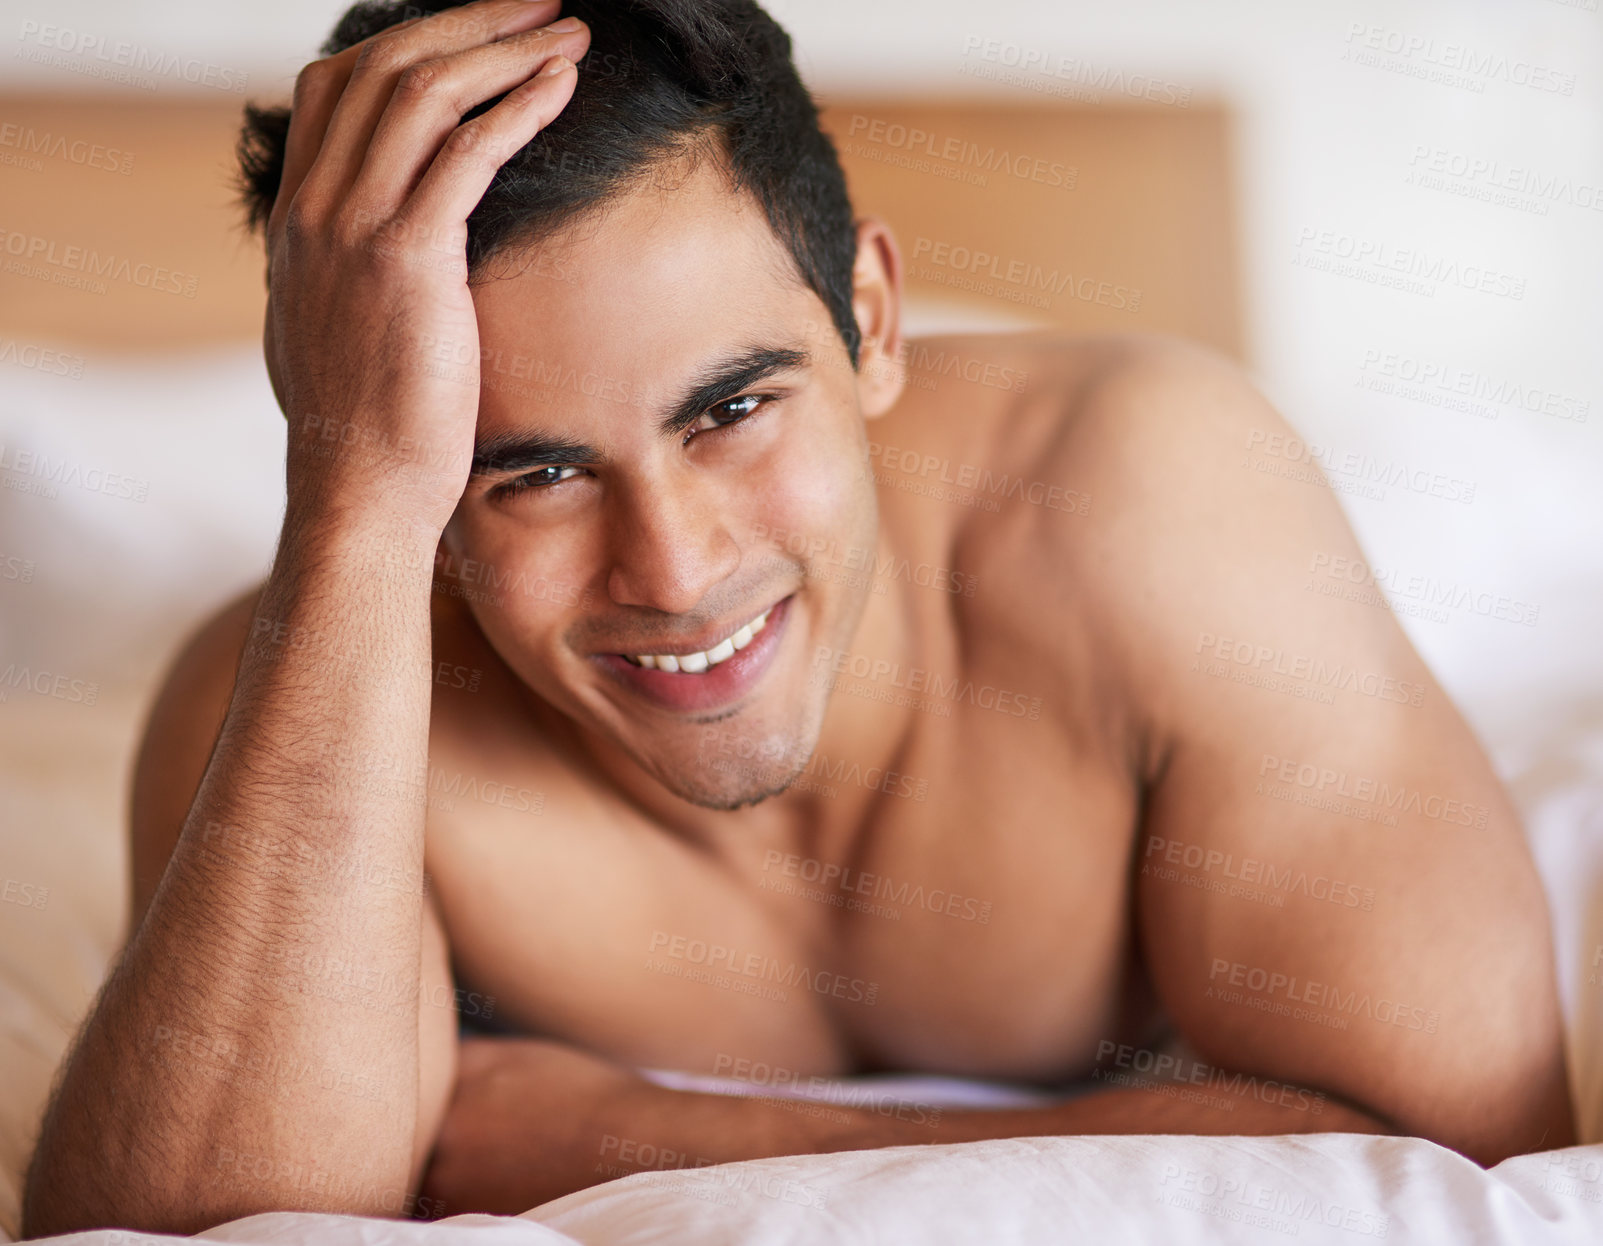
[442,153,884,810]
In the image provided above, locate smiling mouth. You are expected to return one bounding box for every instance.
[620,602,775,674]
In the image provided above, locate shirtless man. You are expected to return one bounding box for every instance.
[22,0,1573,1233]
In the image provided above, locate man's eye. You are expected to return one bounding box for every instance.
[493,396,773,501]
[496,465,583,498]
[691,394,771,436]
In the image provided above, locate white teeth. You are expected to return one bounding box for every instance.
[625,604,775,673]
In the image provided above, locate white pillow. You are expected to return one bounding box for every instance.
[0,346,286,691]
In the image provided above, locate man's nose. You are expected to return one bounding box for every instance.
[604,473,742,615]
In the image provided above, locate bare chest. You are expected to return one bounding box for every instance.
[425,671,1146,1083]
[775,702,1146,1078]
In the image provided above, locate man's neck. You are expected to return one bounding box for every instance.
[769,516,926,862]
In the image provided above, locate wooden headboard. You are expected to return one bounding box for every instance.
[0,93,1240,357]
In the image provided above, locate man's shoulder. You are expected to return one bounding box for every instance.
[128,583,266,920]
[895,328,1268,507]
[135,581,273,785]
[997,329,1276,518]
[149,584,267,729]
[937,331,1400,731]
[919,330,1290,590]
[139,576,507,777]
[962,330,1324,575]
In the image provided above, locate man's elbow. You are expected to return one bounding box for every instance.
[1460,1070,1575,1168]
[21,1167,203,1240]
[1403,1019,1576,1168]
[22,1153,432,1237]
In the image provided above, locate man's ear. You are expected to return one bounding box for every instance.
[849,217,905,420]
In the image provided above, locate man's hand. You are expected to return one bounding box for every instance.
[421,1038,652,1214]
[263,0,591,536]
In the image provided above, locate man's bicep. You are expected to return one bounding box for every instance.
[1108,353,1571,1161]
[1136,679,1569,1154]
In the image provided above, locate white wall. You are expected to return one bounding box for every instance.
[4,0,1600,750]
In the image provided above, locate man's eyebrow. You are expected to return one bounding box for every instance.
[469,344,811,478]
[470,432,602,478]
[656,344,811,439]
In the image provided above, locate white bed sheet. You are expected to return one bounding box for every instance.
[13,1135,1603,1245]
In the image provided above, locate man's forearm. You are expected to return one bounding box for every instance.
[589,1079,1395,1188]
[424,1038,1396,1214]
[24,514,439,1234]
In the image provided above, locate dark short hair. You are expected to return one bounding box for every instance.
[236,0,862,366]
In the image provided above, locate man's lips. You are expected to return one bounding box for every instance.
[612,596,781,672]
[591,595,794,713]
